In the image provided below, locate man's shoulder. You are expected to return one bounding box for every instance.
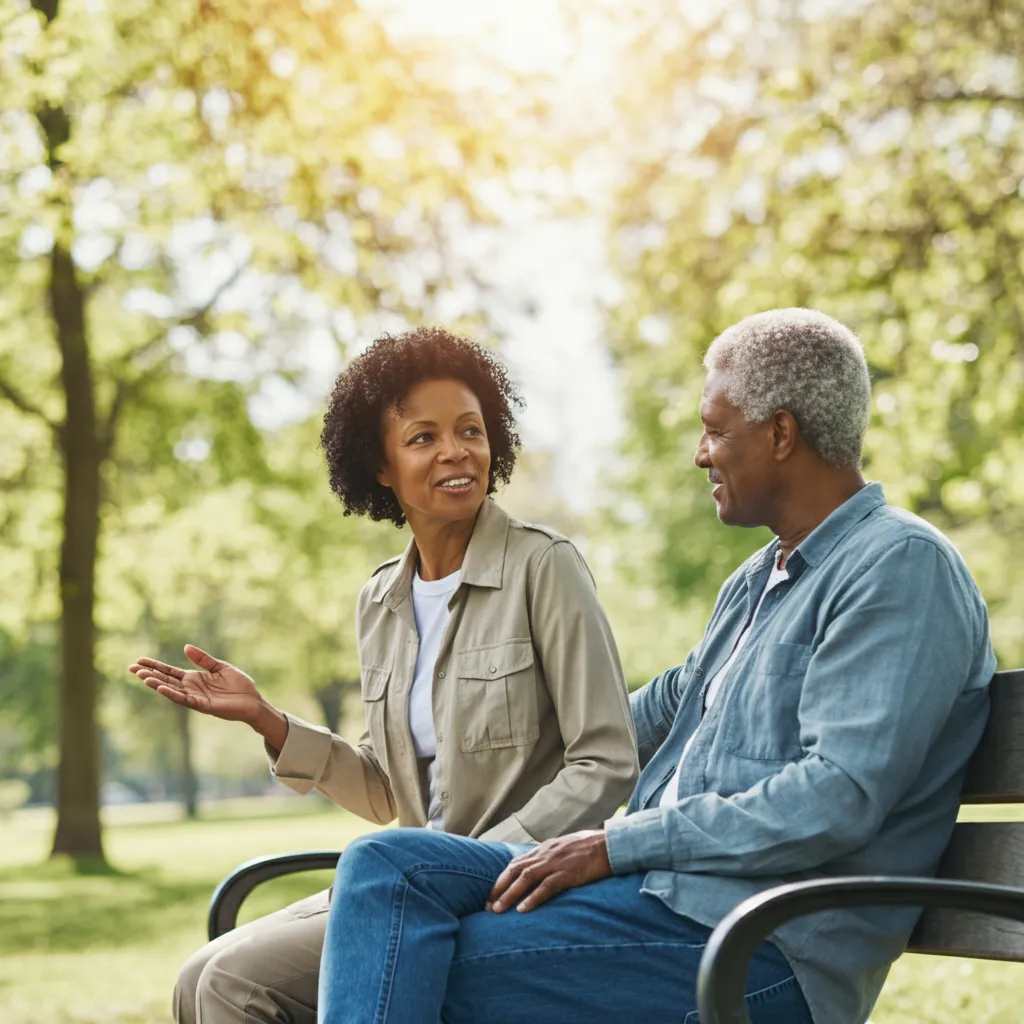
[854,503,966,566]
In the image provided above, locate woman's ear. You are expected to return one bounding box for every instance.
[376,465,392,489]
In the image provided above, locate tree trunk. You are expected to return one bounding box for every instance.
[34,0,105,860]
[176,704,199,819]
[49,239,104,860]
[312,678,358,735]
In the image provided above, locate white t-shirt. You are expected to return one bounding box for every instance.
[409,567,461,829]
[659,553,792,810]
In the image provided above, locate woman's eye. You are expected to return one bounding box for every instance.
[411,433,432,444]
[463,425,482,437]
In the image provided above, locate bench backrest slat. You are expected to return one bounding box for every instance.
[909,822,1024,958]
[908,670,1024,959]
[960,670,1024,804]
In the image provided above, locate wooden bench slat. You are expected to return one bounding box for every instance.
[960,669,1024,804]
[909,822,1024,958]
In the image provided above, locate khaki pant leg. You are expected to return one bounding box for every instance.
[174,889,329,1024]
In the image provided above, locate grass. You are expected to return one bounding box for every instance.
[1,800,1023,1023]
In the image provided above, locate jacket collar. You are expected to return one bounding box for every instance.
[378,498,510,612]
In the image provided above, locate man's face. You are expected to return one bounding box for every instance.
[694,369,776,527]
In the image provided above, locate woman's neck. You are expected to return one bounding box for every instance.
[410,511,479,581]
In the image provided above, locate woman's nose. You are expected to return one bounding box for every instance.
[438,436,468,462]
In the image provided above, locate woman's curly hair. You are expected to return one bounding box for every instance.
[321,326,524,527]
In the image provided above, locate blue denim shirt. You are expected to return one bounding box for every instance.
[604,483,995,1024]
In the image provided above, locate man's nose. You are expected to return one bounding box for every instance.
[694,434,711,469]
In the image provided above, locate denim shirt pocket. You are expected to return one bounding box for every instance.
[721,641,811,762]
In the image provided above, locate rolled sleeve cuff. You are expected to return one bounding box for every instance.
[266,714,333,793]
[604,809,674,875]
[478,813,537,845]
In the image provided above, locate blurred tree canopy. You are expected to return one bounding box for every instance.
[605,0,1024,666]
[0,0,525,858]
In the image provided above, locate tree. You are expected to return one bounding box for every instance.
[604,0,1024,660]
[0,0,519,858]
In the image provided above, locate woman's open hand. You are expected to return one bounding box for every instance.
[129,645,263,724]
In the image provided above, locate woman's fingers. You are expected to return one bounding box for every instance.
[184,645,224,672]
[155,685,202,711]
[134,656,185,680]
[137,667,183,689]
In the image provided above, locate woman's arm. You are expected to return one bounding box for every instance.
[266,716,397,825]
[480,540,639,843]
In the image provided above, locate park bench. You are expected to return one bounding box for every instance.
[206,668,1024,1024]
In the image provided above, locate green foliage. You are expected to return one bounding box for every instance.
[606,0,1024,661]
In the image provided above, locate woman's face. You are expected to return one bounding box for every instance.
[376,377,491,528]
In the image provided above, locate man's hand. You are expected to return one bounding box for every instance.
[487,830,612,914]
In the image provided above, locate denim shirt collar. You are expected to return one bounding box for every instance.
[745,481,887,588]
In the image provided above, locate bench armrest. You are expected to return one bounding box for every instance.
[208,851,343,940]
[696,875,1024,1024]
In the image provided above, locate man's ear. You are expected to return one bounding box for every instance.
[771,409,799,461]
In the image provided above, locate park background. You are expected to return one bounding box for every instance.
[2,0,1023,1020]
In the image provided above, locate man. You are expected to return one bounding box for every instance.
[317,309,995,1024]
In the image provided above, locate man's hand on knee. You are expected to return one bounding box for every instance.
[487,830,612,914]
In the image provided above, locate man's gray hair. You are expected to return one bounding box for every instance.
[704,308,871,468]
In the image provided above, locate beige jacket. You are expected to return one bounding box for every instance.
[269,498,638,842]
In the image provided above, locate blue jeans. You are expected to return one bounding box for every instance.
[318,829,812,1024]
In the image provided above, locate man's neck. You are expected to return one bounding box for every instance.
[409,510,479,581]
[774,468,866,565]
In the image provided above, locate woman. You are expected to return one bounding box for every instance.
[131,326,638,1024]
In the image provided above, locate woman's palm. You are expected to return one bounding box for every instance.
[130,645,262,723]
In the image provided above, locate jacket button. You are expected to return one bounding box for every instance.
[438,670,446,679]
[437,732,443,744]
[440,791,449,801]
[489,666,497,674]
[695,668,704,677]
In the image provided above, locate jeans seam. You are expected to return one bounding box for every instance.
[682,973,800,1023]
[405,865,506,884]
[743,972,799,1005]
[452,940,706,965]
[375,876,407,1024]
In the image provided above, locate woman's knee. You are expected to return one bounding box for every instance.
[174,941,220,1024]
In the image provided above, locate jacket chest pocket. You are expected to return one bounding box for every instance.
[360,664,391,770]
[456,639,540,753]
[721,641,811,762]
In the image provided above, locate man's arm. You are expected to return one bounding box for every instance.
[605,537,992,876]
[629,660,691,769]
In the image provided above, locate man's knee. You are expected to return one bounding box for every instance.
[336,828,423,882]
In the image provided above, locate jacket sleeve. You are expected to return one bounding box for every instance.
[480,540,639,843]
[267,715,397,825]
[605,537,994,876]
